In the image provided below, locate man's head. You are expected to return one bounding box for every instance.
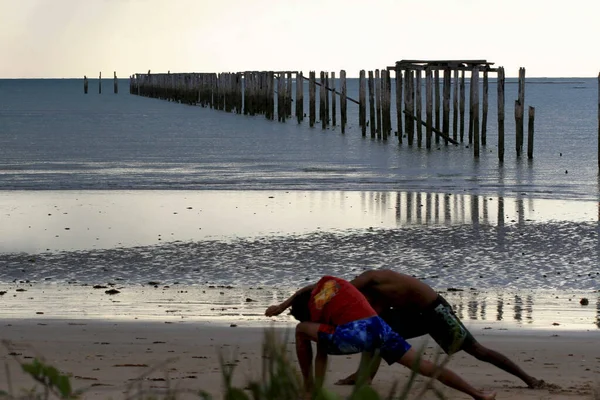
[289,290,311,322]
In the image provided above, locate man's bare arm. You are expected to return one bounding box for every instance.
[265,284,315,317]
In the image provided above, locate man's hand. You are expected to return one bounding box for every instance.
[265,304,286,317]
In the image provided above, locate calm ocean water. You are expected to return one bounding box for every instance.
[0,77,598,198]
[0,77,599,327]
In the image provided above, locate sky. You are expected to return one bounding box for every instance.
[1,0,600,78]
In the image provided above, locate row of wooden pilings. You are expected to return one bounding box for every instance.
[84,72,119,94]
[127,60,536,161]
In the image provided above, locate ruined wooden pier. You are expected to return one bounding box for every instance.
[124,60,541,161]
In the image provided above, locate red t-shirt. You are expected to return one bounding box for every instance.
[309,276,377,333]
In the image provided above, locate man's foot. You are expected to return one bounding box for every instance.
[528,379,561,390]
[334,374,372,386]
[477,392,497,400]
[334,375,356,386]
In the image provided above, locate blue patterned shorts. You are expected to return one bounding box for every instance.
[317,316,411,365]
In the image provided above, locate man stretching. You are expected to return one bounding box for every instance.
[266,275,496,399]
[266,269,546,389]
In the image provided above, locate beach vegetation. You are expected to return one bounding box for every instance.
[1,331,455,400]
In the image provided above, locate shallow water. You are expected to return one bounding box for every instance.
[0,78,599,199]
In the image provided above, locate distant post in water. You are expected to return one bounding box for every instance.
[434,69,440,143]
[395,67,403,143]
[296,72,303,124]
[516,67,526,156]
[320,71,326,129]
[497,67,505,162]
[415,69,422,147]
[324,72,330,126]
[452,69,458,141]
[359,70,366,136]
[368,71,376,138]
[331,71,336,126]
[442,68,450,145]
[425,67,433,149]
[83,75,88,94]
[341,69,347,134]
[598,72,600,169]
[459,70,465,142]
[481,68,488,145]
[375,69,382,138]
[114,71,118,94]
[527,106,535,159]
[99,71,102,94]
[472,66,480,158]
[405,70,414,145]
[309,71,316,127]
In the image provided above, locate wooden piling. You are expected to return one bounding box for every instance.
[442,68,450,145]
[331,72,336,126]
[426,67,433,149]
[280,73,286,122]
[472,67,480,158]
[395,68,403,143]
[375,69,382,138]
[405,70,414,145]
[482,69,488,146]
[326,72,331,125]
[320,71,326,129]
[296,72,303,121]
[434,69,440,143]
[286,72,293,117]
[498,67,505,162]
[309,71,316,127]
[368,71,376,138]
[359,70,366,136]
[83,76,88,94]
[516,67,526,156]
[468,70,474,144]
[382,70,390,140]
[341,69,347,134]
[598,72,600,169]
[460,70,465,142]
[452,69,458,141]
[415,69,422,147]
[296,72,304,123]
[99,72,102,94]
[113,71,118,94]
[515,100,523,157]
[527,106,535,159]
[384,69,392,140]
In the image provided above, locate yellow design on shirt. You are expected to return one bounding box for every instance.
[314,280,339,310]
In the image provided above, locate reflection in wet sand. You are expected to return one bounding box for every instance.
[514,295,523,322]
[596,297,600,329]
[392,190,598,227]
[0,283,596,331]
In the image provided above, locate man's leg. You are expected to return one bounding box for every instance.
[462,340,545,388]
[295,322,321,392]
[426,296,546,389]
[336,308,427,385]
[397,348,496,400]
[334,350,382,385]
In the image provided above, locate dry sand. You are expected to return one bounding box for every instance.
[1,319,598,399]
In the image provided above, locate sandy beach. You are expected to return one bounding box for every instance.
[1,319,598,399]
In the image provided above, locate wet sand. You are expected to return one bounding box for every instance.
[2,319,599,399]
